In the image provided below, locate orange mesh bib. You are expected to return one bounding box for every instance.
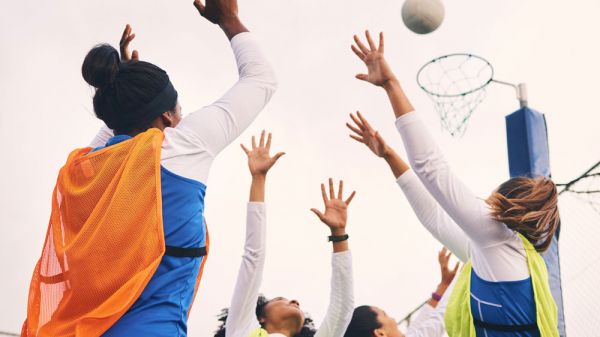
[22,129,165,337]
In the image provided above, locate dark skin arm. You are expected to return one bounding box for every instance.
[193,0,249,40]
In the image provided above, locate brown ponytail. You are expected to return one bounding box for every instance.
[486,176,560,252]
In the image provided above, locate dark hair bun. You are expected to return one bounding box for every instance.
[82,44,120,89]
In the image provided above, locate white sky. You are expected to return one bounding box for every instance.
[1,0,599,335]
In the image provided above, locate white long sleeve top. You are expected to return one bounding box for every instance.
[395,112,529,282]
[405,278,455,337]
[225,203,355,337]
[90,32,277,185]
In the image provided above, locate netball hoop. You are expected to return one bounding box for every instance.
[416,53,528,137]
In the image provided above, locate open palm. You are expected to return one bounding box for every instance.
[346,111,389,158]
[311,179,356,234]
[351,31,397,87]
[241,131,285,177]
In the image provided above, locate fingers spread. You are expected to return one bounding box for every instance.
[379,32,385,53]
[266,132,272,151]
[349,113,365,130]
[351,45,365,60]
[329,178,335,199]
[353,34,370,54]
[346,122,363,136]
[356,111,373,130]
[349,134,366,143]
[240,143,250,154]
[251,136,257,149]
[259,130,265,148]
[338,180,343,199]
[345,191,357,205]
[365,30,377,51]
[321,183,328,203]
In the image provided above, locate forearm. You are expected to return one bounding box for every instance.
[220,16,249,41]
[426,283,449,308]
[395,113,505,246]
[225,203,266,337]
[383,79,414,119]
[396,170,470,262]
[382,146,410,179]
[249,175,266,202]
[314,251,354,337]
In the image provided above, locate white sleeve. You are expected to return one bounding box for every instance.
[89,125,114,148]
[395,112,513,248]
[314,251,354,337]
[405,305,443,337]
[225,203,266,337]
[396,170,470,262]
[405,279,455,337]
[176,32,278,157]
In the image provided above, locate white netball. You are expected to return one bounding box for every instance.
[401,0,445,34]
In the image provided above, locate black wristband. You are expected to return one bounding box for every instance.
[328,234,349,242]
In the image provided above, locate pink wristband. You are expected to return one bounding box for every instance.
[431,292,442,301]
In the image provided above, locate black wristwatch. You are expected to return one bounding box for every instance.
[328,234,349,242]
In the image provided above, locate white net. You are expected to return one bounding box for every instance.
[417,54,494,137]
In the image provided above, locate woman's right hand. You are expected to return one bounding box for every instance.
[119,24,139,62]
[193,0,248,40]
[351,31,397,87]
[346,111,390,158]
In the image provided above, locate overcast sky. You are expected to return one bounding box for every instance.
[1,0,599,335]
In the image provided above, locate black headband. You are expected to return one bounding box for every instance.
[111,80,178,131]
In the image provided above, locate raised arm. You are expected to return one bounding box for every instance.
[310,179,355,337]
[351,31,511,248]
[225,131,284,337]
[176,0,277,156]
[346,112,469,261]
[405,249,459,337]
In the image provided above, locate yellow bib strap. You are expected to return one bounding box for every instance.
[444,234,559,337]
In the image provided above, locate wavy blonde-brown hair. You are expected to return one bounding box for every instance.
[486,176,560,252]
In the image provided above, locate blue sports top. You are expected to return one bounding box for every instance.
[93,135,208,337]
[470,270,539,337]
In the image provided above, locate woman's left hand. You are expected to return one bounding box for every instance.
[311,179,356,235]
[119,24,139,62]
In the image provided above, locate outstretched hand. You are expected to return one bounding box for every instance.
[119,24,139,62]
[438,247,460,286]
[351,31,397,87]
[241,130,285,177]
[346,111,390,158]
[311,179,356,235]
[193,0,239,25]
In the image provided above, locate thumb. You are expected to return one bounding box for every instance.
[193,0,206,15]
[272,152,286,162]
[310,208,325,221]
[355,74,369,81]
[132,50,139,61]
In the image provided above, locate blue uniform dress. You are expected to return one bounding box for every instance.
[92,135,208,337]
[470,270,539,337]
